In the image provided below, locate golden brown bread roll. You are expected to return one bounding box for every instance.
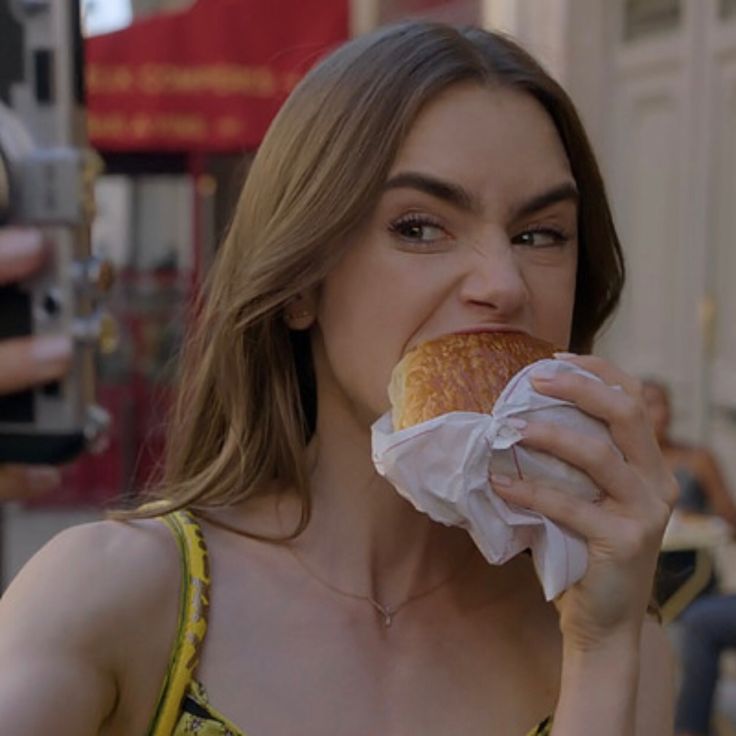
[389,332,557,430]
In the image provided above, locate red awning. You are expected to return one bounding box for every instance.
[85,0,349,152]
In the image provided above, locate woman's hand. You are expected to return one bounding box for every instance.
[0,228,72,501]
[491,355,677,650]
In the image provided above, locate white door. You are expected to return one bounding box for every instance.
[599,0,707,437]
[594,0,736,487]
[706,0,736,483]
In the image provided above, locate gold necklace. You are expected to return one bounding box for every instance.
[287,542,476,627]
[194,505,476,625]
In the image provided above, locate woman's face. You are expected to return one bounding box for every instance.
[313,83,579,426]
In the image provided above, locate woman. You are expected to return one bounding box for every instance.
[0,22,677,735]
[642,378,736,525]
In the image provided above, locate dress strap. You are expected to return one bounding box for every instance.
[146,509,211,736]
[526,715,553,735]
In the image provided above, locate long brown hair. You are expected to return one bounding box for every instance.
[117,21,625,537]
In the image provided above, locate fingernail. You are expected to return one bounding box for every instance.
[491,473,513,487]
[31,335,72,364]
[24,466,61,493]
[0,229,43,257]
[553,352,577,359]
[506,417,528,430]
[531,367,555,382]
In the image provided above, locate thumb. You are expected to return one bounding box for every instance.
[0,229,46,284]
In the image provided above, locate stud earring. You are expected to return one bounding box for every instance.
[286,309,312,321]
[283,306,314,329]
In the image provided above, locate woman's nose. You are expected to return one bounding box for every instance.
[458,237,528,316]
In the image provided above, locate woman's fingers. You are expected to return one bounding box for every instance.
[0,229,46,284]
[0,465,61,502]
[531,367,664,483]
[517,420,644,507]
[490,473,670,552]
[511,354,676,638]
[553,354,643,398]
[0,334,73,393]
[491,472,608,538]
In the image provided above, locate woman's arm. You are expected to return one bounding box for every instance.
[553,629,640,735]
[0,518,179,735]
[634,618,676,735]
[0,524,119,735]
[491,355,677,735]
[551,617,674,736]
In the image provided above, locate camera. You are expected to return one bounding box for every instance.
[0,0,111,464]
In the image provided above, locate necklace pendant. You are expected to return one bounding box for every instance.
[373,602,394,627]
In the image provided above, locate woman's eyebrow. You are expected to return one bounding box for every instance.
[382,172,578,219]
[382,172,480,212]
[511,182,579,220]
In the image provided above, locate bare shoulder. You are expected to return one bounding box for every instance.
[0,516,182,735]
[1,516,180,630]
[634,617,676,736]
[0,516,182,677]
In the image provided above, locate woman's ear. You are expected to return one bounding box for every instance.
[283,290,317,331]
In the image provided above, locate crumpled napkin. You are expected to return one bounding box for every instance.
[371,359,618,600]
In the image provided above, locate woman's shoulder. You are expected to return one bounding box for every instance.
[0,515,185,735]
[1,515,182,651]
[44,514,180,592]
[0,520,181,654]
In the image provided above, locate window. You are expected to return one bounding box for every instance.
[623,0,682,41]
[82,0,132,36]
[721,0,736,20]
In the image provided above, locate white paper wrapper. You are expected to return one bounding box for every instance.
[371,359,619,601]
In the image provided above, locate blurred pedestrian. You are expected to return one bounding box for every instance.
[643,379,736,526]
[674,593,736,736]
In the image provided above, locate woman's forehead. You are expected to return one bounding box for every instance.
[388,83,574,204]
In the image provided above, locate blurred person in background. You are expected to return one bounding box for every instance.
[642,380,736,735]
[0,229,71,502]
[0,22,677,736]
[643,378,736,526]
[674,593,736,736]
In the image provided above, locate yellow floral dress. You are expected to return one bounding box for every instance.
[146,510,553,736]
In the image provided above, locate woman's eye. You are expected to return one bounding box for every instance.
[389,216,446,243]
[512,228,569,248]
